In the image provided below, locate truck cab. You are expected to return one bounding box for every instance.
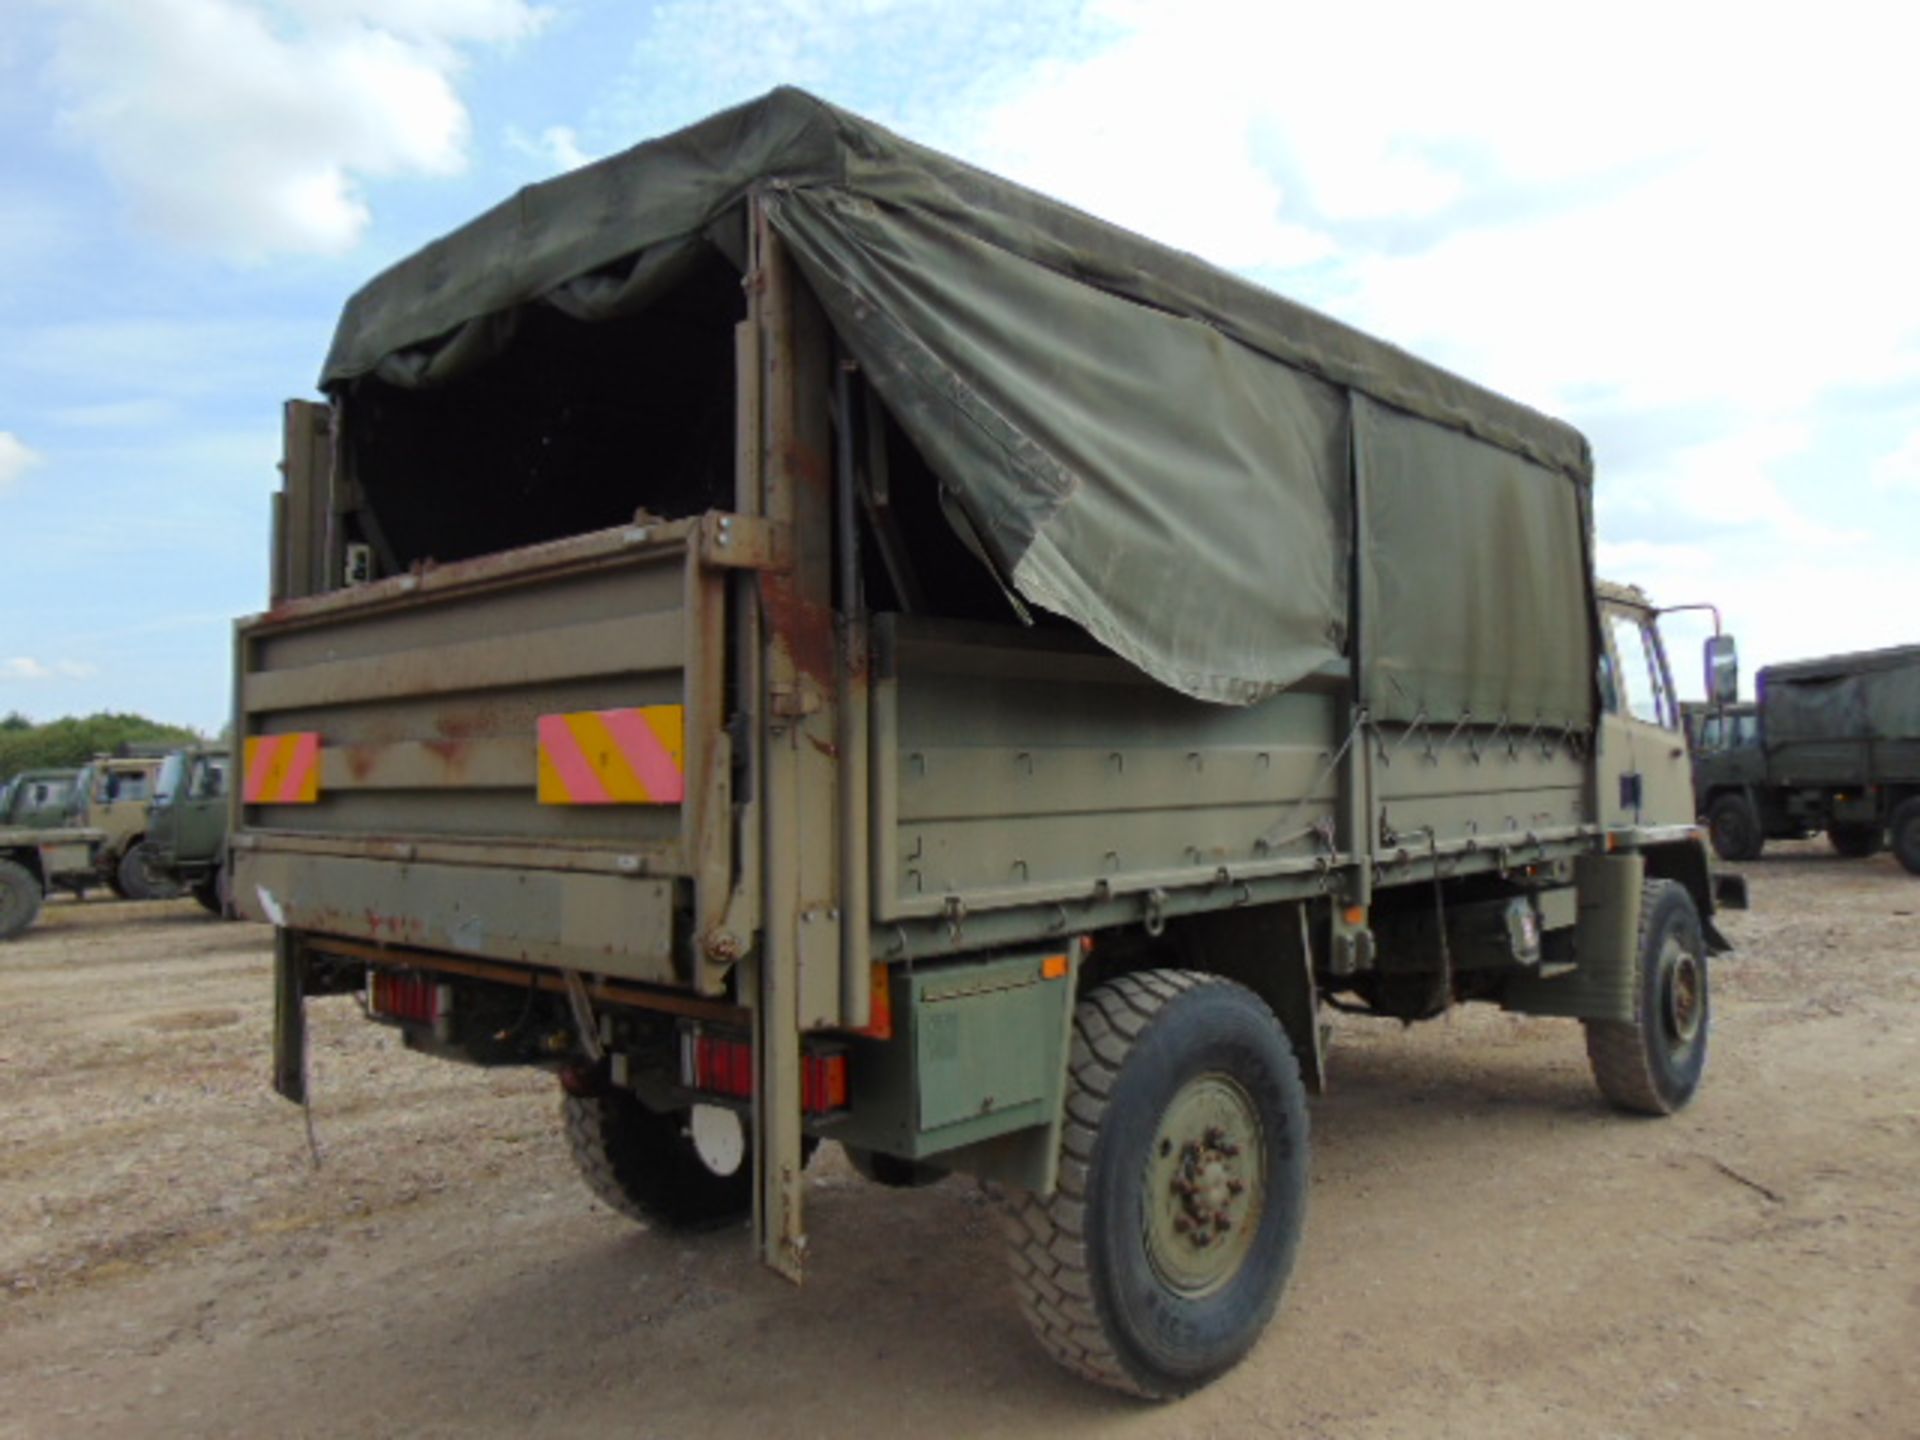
[146,748,232,914]
[69,756,181,901]
[0,768,105,938]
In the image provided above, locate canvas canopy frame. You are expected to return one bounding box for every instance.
[322,87,1596,726]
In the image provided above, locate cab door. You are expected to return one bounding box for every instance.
[1601,605,1691,827]
[176,755,229,861]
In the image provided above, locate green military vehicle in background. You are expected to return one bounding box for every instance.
[0,768,104,938]
[145,746,232,915]
[1689,644,1920,872]
[240,91,1744,1398]
[68,753,184,901]
[1,768,84,833]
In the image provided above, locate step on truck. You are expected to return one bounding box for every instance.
[241,89,1745,1398]
[1689,645,1920,872]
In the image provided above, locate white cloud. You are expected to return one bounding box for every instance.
[507,123,592,173]
[46,0,548,260]
[0,432,41,493]
[2,657,98,681]
[1870,431,1920,494]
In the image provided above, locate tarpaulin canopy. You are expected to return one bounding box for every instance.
[323,88,1595,719]
[1760,645,1920,744]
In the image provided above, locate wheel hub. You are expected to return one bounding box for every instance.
[1661,940,1704,1047]
[1143,1076,1264,1298]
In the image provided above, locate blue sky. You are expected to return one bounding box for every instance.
[2,0,1916,733]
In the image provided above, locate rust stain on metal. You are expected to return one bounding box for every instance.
[762,572,837,686]
[807,734,840,761]
[781,440,831,495]
[344,745,377,782]
[422,738,470,776]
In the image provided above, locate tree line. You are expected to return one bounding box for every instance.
[0,712,204,784]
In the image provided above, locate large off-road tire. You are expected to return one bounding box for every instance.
[563,1090,755,1231]
[1827,822,1883,859]
[1706,794,1763,862]
[996,970,1309,1399]
[0,858,44,940]
[116,842,183,902]
[192,876,224,916]
[191,859,232,918]
[1584,879,1710,1115]
[1890,797,1920,877]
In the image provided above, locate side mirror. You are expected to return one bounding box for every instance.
[1704,634,1738,705]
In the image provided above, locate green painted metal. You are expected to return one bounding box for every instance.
[830,950,1074,1171]
[1501,853,1645,1021]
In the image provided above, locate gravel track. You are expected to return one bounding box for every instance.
[3,844,1916,1438]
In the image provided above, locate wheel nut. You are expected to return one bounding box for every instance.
[1173,1216,1191,1233]
[1227,1179,1245,1196]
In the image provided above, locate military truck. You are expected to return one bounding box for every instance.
[1,770,103,937]
[241,90,1742,1398]
[0,768,84,832]
[146,747,233,915]
[1690,645,1920,872]
[68,755,183,900]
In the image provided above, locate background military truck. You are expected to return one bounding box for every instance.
[1690,644,1920,872]
[1,769,104,937]
[240,90,1741,1399]
[145,747,232,915]
[68,754,183,901]
[0,768,84,832]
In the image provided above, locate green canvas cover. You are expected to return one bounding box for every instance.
[1761,645,1920,744]
[322,88,1594,714]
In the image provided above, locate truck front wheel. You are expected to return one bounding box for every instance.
[117,842,183,902]
[0,858,44,940]
[997,970,1308,1399]
[1890,797,1920,876]
[562,1091,753,1231]
[1583,879,1709,1115]
[1827,823,1883,859]
[192,861,231,918]
[1706,795,1763,862]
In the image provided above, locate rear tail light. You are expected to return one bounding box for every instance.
[801,1048,849,1114]
[684,1029,754,1100]
[369,970,445,1027]
[679,1026,848,1115]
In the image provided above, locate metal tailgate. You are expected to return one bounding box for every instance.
[232,514,759,988]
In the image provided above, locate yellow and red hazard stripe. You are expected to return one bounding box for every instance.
[243,732,321,804]
[537,706,685,805]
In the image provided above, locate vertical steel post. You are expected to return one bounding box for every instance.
[747,199,843,1280]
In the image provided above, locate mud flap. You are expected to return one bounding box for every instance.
[272,929,307,1104]
[1501,853,1645,1023]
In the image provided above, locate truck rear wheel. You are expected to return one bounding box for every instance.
[0,858,43,940]
[1706,795,1762,862]
[1890,797,1920,876]
[562,1090,754,1231]
[1584,879,1709,1115]
[996,970,1308,1399]
[1827,823,1883,859]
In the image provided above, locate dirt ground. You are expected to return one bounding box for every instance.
[3,843,1917,1439]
